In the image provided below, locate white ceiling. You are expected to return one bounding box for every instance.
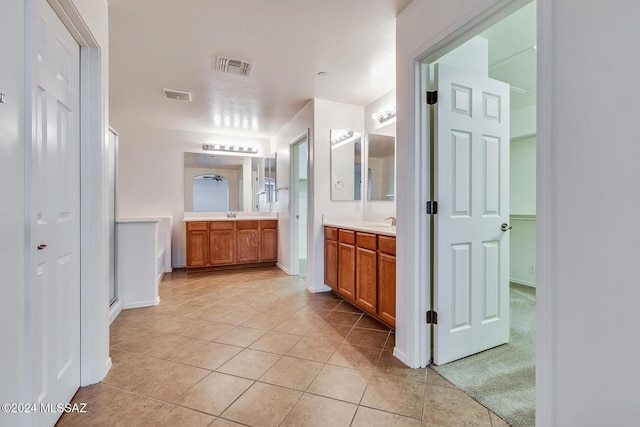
[108,0,413,140]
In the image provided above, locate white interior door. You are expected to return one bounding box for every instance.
[433,63,510,365]
[32,0,81,424]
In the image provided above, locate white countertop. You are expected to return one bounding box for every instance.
[322,215,396,236]
[183,212,278,222]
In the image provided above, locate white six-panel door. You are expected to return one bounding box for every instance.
[433,63,510,365]
[32,0,81,424]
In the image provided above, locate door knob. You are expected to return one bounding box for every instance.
[37,244,48,250]
[500,223,512,232]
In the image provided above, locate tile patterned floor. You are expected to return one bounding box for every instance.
[57,267,510,427]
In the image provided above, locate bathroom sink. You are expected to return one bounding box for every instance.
[361,222,396,233]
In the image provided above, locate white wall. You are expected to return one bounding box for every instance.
[115,126,270,267]
[540,1,640,424]
[0,0,26,418]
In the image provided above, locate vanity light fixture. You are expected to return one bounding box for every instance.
[203,144,259,154]
[372,106,396,124]
[330,130,354,145]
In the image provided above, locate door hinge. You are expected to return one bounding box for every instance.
[426,91,438,105]
[426,201,438,215]
[426,310,438,324]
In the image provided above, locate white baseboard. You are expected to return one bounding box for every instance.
[108,299,123,324]
[393,347,415,368]
[510,278,536,288]
[307,283,331,293]
[122,296,160,310]
[276,262,290,275]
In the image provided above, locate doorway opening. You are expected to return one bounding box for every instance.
[420,2,536,426]
[291,132,309,280]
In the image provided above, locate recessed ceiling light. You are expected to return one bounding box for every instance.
[317,71,328,77]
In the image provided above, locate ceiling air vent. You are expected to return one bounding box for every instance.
[163,88,192,101]
[215,56,253,76]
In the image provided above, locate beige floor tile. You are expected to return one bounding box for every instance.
[173,371,253,415]
[217,349,281,380]
[286,336,340,363]
[138,399,215,427]
[102,354,165,390]
[426,367,458,389]
[130,357,211,401]
[210,419,245,427]
[259,355,323,390]
[272,317,318,336]
[323,311,362,326]
[221,382,302,427]
[248,331,301,354]
[423,384,492,427]
[307,364,371,404]
[376,351,427,382]
[346,328,390,349]
[179,319,236,341]
[179,342,243,370]
[56,383,126,426]
[361,373,426,418]
[306,322,353,342]
[214,326,266,347]
[280,393,357,427]
[351,406,422,427]
[355,315,392,331]
[110,327,164,354]
[241,312,288,330]
[143,333,207,361]
[108,348,143,370]
[328,343,382,371]
[109,324,148,347]
[332,300,364,313]
[490,411,511,427]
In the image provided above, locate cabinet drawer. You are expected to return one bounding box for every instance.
[378,235,396,255]
[356,232,377,251]
[324,226,338,241]
[339,229,355,245]
[210,221,235,230]
[260,220,277,229]
[187,221,208,231]
[236,220,259,230]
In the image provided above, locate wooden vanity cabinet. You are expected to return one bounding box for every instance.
[323,227,338,290]
[377,235,396,327]
[260,220,278,262]
[186,222,209,267]
[337,229,356,300]
[323,225,396,328]
[355,232,378,315]
[186,220,278,270]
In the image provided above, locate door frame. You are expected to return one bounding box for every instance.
[289,130,310,276]
[405,0,531,370]
[24,0,109,397]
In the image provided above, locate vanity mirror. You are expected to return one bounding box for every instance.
[330,129,362,201]
[366,123,395,201]
[184,152,276,212]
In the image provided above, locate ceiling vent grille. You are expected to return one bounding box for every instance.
[163,88,192,101]
[216,56,253,76]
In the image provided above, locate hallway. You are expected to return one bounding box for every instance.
[58,267,508,426]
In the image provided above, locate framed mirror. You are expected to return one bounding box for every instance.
[184,152,276,212]
[330,129,362,201]
[366,123,395,201]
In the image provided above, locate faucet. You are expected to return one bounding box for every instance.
[226,212,237,218]
[385,216,396,226]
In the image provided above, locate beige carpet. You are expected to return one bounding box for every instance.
[432,283,536,427]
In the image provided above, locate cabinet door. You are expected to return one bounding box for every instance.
[187,230,209,267]
[324,238,338,290]
[259,220,277,262]
[236,221,260,263]
[378,252,396,328]
[356,247,377,314]
[210,222,235,265]
[260,227,278,261]
[338,242,355,300]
